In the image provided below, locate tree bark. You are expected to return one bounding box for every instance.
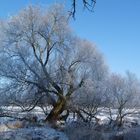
[45,97,66,123]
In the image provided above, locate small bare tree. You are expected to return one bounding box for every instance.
[107,72,139,127]
[69,63,108,124]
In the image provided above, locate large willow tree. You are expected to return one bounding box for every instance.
[0,4,107,123]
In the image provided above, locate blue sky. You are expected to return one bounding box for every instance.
[0,0,140,77]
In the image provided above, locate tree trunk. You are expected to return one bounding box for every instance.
[45,97,66,123]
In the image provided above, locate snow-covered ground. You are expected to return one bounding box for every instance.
[0,127,68,140]
[0,106,68,140]
[1,106,140,140]
[1,106,140,126]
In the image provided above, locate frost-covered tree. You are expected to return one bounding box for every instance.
[69,64,108,123]
[107,72,140,127]
[0,4,107,123]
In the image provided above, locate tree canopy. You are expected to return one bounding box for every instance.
[0,4,107,122]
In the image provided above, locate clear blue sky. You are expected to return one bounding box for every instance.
[0,0,140,77]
